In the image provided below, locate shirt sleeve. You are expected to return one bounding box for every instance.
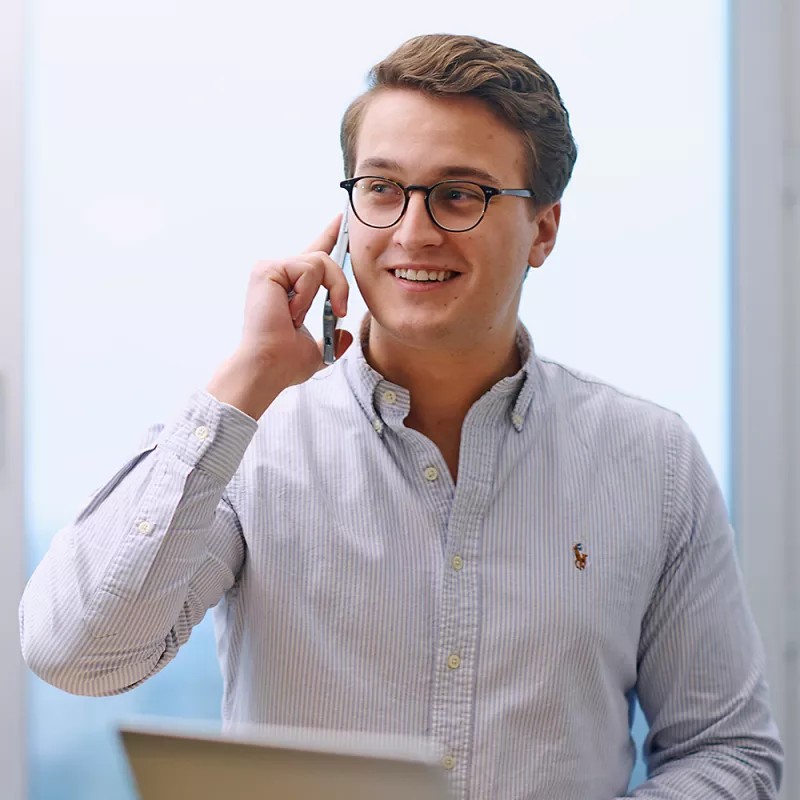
[617,415,783,798]
[19,388,258,697]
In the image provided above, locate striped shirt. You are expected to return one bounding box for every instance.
[19,322,782,799]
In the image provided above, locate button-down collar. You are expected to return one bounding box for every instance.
[341,314,540,435]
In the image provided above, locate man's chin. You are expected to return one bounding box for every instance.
[368,309,461,351]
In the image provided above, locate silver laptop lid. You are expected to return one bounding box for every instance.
[120,719,451,800]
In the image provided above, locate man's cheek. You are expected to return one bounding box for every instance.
[350,240,378,273]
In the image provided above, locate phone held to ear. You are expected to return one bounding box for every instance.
[323,207,350,365]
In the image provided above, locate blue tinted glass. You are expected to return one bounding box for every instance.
[26,533,223,800]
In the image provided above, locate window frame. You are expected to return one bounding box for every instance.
[731,0,800,786]
[0,0,27,797]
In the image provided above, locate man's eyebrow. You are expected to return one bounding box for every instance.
[355,158,503,186]
[437,165,502,185]
[357,157,404,174]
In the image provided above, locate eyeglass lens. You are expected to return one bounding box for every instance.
[351,178,486,231]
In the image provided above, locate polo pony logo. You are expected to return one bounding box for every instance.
[573,543,588,570]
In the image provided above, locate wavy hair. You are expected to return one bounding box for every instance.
[340,34,578,206]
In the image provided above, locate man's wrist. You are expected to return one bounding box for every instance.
[206,353,285,421]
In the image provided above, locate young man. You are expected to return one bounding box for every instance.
[20,34,782,799]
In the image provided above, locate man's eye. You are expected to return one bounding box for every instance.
[369,182,396,194]
[440,186,483,203]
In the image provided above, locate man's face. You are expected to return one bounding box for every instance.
[349,88,559,354]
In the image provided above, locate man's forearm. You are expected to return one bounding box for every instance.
[617,747,781,799]
[19,389,257,695]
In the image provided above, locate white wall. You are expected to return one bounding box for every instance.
[26,2,729,542]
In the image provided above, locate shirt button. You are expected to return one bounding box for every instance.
[451,555,464,571]
[424,466,439,482]
[442,754,456,770]
[511,413,523,427]
[194,426,209,440]
[137,521,153,535]
[382,390,397,405]
[447,654,461,670]
[372,419,383,433]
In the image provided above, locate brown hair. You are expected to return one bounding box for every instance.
[340,34,578,207]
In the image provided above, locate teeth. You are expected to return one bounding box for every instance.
[394,268,454,282]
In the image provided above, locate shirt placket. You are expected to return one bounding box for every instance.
[428,418,496,800]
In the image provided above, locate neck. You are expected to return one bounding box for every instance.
[363,317,522,432]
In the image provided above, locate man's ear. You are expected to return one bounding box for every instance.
[527,202,561,268]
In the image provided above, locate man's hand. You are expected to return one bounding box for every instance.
[206,216,354,420]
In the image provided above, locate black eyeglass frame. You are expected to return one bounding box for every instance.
[340,176,534,233]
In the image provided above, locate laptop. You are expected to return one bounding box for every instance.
[119,719,452,800]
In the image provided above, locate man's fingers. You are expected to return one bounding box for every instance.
[323,254,350,319]
[293,252,349,323]
[285,261,324,326]
[303,214,343,256]
[273,252,349,328]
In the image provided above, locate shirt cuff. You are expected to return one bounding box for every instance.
[157,388,259,484]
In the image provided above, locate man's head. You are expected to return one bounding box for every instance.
[339,34,577,357]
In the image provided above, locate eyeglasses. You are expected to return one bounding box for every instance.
[340,176,534,233]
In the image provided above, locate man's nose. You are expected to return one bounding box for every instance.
[391,191,445,250]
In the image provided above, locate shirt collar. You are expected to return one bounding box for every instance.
[341,315,539,435]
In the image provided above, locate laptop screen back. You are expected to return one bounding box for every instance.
[120,724,450,800]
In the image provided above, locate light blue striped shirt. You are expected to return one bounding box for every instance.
[20,322,782,799]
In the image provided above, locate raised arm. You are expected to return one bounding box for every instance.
[20,216,352,696]
[19,391,257,695]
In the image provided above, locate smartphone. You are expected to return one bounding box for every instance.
[322,206,350,365]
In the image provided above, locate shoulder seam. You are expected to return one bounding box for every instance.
[538,357,680,419]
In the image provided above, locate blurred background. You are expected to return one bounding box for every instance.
[1,0,797,797]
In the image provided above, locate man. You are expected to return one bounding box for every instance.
[20,33,782,799]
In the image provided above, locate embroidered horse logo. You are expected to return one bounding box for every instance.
[573,543,588,570]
